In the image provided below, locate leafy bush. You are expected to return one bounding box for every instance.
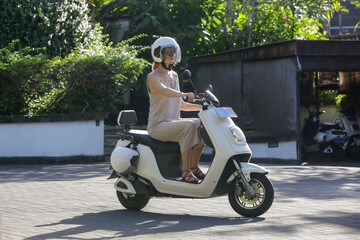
[0,40,48,115]
[336,94,360,117]
[0,0,97,57]
[0,37,150,122]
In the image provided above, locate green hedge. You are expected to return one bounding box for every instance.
[0,39,150,122]
[0,1,150,124]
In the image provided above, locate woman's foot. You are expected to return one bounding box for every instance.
[182,170,199,184]
[191,167,206,180]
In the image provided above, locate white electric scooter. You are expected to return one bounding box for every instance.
[109,70,274,217]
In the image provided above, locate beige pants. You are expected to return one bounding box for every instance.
[148,118,204,153]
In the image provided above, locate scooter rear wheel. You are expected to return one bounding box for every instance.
[116,191,150,210]
[228,173,274,217]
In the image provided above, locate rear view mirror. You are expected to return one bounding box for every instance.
[182,69,197,92]
[208,84,213,92]
[182,69,191,82]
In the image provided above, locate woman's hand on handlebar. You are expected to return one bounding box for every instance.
[182,92,195,102]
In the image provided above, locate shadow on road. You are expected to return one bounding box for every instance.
[270,164,360,200]
[26,210,265,239]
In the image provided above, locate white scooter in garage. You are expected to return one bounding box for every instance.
[341,107,360,158]
[302,109,348,160]
[108,70,274,217]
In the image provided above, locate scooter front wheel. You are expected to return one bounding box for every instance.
[116,191,150,210]
[228,173,274,217]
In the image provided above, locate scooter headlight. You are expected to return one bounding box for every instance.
[229,126,246,145]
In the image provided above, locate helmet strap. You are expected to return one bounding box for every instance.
[161,61,172,71]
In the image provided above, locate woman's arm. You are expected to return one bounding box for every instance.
[181,100,202,111]
[148,73,184,97]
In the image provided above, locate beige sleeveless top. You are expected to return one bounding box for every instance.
[147,70,181,131]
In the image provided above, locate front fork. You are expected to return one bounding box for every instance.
[232,159,257,198]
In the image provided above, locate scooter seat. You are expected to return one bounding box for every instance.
[319,123,341,131]
[126,130,181,154]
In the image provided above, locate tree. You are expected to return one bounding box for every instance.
[350,0,360,32]
[90,0,347,58]
[200,0,348,51]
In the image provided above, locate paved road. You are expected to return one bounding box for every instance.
[0,162,359,240]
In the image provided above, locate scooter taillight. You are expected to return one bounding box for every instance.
[331,130,348,144]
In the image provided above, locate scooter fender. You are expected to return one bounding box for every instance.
[226,162,268,183]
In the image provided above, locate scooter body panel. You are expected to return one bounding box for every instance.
[198,107,252,156]
[115,139,222,198]
[343,117,360,135]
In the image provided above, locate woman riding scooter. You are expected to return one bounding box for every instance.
[147,37,205,183]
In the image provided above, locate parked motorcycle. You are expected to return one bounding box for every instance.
[341,107,360,158]
[302,109,348,160]
[108,70,274,217]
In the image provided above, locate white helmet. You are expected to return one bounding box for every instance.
[110,146,139,174]
[151,37,181,64]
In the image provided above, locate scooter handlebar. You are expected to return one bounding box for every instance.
[193,98,205,105]
[183,91,220,108]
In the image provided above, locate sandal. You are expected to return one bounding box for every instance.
[191,167,206,180]
[182,170,199,184]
